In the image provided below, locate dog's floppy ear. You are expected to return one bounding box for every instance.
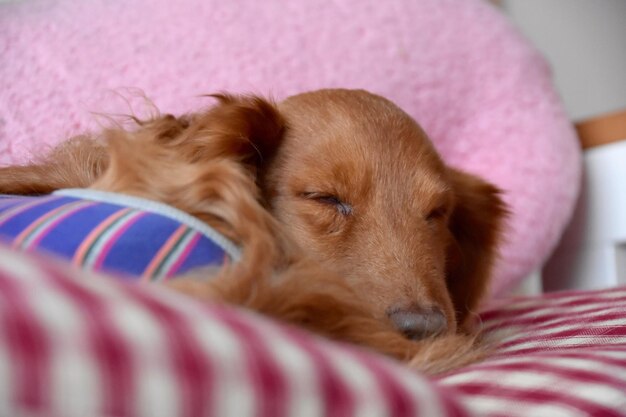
[171,93,286,174]
[446,168,507,330]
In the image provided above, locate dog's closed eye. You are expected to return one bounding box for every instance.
[425,205,448,224]
[301,192,353,216]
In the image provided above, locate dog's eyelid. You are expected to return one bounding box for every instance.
[300,191,336,200]
[424,190,453,221]
[425,205,448,222]
[300,192,353,216]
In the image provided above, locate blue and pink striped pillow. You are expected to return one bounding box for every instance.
[0,189,240,281]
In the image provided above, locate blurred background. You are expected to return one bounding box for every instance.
[494,0,626,292]
[496,0,626,121]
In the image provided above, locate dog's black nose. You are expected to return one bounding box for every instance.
[388,306,447,340]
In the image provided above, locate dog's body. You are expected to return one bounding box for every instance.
[0,89,506,373]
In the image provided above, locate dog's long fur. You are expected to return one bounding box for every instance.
[0,89,507,374]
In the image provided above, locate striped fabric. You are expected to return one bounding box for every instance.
[0,244,468,417]
[1,245,626,416]
[0,190,240,281]
[438,288,626,417]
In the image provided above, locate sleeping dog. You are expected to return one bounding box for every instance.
[0,89,506,373]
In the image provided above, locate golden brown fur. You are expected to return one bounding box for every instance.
[269,90,507,335]
[0,89,507,374]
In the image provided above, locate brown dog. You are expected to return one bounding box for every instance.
[0,89,506,373]
[270,90,506,337]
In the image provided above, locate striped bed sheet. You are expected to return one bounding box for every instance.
[0,244,624,417]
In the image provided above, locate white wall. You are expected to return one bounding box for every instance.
[502,0,626,121]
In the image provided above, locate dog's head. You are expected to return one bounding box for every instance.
[189,89,507,339]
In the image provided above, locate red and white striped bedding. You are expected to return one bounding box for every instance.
[441,290,626,417]
[0,243,624,417]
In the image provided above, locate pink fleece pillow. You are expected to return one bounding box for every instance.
[0,0,580,296]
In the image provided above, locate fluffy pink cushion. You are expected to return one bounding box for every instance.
[0,0,580,295]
